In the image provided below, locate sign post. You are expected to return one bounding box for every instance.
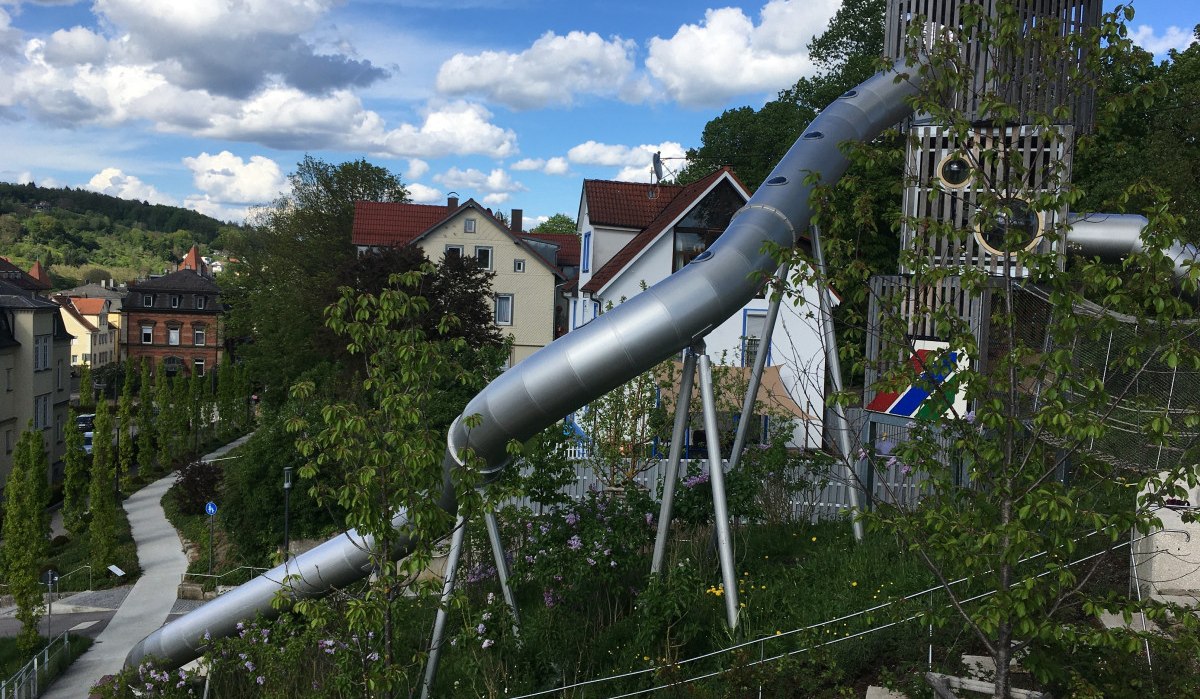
[41,569,58,637]
[205,501,218,576]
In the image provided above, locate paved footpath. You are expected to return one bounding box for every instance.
[44,434,253,698]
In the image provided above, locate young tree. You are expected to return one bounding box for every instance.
[78,361,93,409]
[137,359,154,470]
[63,408,89,534]
[288,265,498,694]
[155,367,173,468]
[88,395,119,574]
[172,372,191,456]
[2,428,51,654]
[118,360,135,485]
[793,6,1199,697]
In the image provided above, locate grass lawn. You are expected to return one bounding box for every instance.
[0,634,93,684]
[47,506,140,593]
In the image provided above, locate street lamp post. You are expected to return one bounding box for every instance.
[283,466,293,563]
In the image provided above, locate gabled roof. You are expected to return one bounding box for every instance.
[70,297,108,317]
[523,233,581,267]
[129,269,221,293]
[28,260,52,289]
[352,199,565,279]
[0,278,61,309]
[179,245,207,274]
[582,179,687,229]
[0,257,49,292]
[57,298,98,333]
[582,168,746,295]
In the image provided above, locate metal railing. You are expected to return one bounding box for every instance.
[0,632,75,699]
[54,566,91,594]
[181,566,270,592]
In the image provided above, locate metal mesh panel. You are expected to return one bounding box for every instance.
[884,0,1100,130]
[899,125,1072,276]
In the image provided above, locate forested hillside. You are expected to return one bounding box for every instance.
[0,181,243,289]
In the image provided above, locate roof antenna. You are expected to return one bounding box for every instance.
[648,151,663,200]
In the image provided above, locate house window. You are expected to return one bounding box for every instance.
[494,294,514,325]
[82,353,91,363]
[34,393,50,430]
[143,294,153,306]
[34,334,51,370]
[196,296,206,310]
[582,232,591,273]
[193,359,206,376]
[743,312,768,366]
[475,246,493,270]
[4,429,11,454]
[445,244,464,259]
[171,295,181,309]
[464,218,477,234]
[513,259,526,273]
[168,327,181,346]
[164,356,183,376]
[141,325,154,344]
[56,415,63,443]
[56,360,63,391]
[72,354,78,364]
[194,326,206,346]
[6,367,12,391]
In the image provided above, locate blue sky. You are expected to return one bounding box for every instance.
[0,1,1195,228]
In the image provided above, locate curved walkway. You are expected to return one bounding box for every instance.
[44,434,253,698]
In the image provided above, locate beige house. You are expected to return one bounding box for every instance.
[56,296,118,367]
[352,197,563,365]
[1,279,74,487]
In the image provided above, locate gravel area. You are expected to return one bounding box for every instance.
[59,585,134,611]
[170,599,207,615]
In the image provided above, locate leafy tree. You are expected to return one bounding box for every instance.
[137,360,154,471]
[118,361,135,485]
[222,157,409,405]
[172,371,191,456]
[792,6,1200,697]
[288,265,495,693]
[78,362,93,409]
[88,396,119,577]
[156,367,173,469]
[529,213,577,235]
[63,408,89,534]
[1,428,51,654]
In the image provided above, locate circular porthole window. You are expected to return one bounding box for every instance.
[936,154,972,188]
[975,197,1042,254]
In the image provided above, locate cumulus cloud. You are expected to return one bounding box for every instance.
[567,140,687,182]
[511,156,570,176]
[437,30,646,109]
[406,182,442,204]
[434,167,526,200]
[405,158,430,181]
[1129,25,1198,56]
[182,151,286,206]
[645,0,839,107]
[84,167,175,205]
[379,101,518,158]
[482,192,510,206]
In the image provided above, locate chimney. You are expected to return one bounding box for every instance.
[511,209,523,233]
[447,195,459,209]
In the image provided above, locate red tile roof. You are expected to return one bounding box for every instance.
[0,256,49,291]
[57,299,97,333]
[352,201,454,247]
[523,233,581,267]
[582,180,685,229]
[583,168,744,294]
[28,260,51,288]
[70,297,107,316]
[179,245,206,273]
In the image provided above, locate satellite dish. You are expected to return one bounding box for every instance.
[652,151,664,183]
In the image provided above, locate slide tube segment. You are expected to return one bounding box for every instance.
[1066,213,1198,280]
[126,62,925,671]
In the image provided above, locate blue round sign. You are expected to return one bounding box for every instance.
[205,501,218,516]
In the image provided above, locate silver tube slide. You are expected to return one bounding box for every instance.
[1067,213,1198,280]
[126,63,925,670]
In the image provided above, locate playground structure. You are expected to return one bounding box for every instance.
[125,0,1199,689]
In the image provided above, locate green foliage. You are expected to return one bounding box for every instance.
[118,361,135,483]
[78,362,93,409]
[155,367,173,468]
[137,360,155,471]
[529,213,577,235]
[62,408,88,535]
[88,397,119,575]
[222,156,409,406]
[2,428,51,654]
[172,460,222,516]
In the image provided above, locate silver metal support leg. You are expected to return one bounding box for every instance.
[421,516,467,699]
[484,510,521,633]
[728,263,789,474]
[812,225,865,542]
[699,352,740,629]
[651,347,700,575]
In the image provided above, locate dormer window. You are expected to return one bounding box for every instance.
[171,295,181,309]
[196,296,206,310]
[464,218,477,234]
[143,294,153,306]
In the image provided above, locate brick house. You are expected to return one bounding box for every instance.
[123,259,223,377]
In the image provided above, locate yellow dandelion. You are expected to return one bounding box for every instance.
[643,656,650,661]
[811,536,817,542]
[774,630,781,635]
[851,581,858,587]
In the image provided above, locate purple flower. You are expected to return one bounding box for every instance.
[543,589,558,607]
[482,639,495,649]
[644,512,655,526]
[476,623,486,634]
[568,535,582,550]
[565,512,580,526]
[367,652,380,661]
[900,464,912,476]
[586,557,596,566]
[244,661,255,672]
[256,676,265,685]
[964,410,976,424]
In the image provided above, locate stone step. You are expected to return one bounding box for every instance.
[865,686,907,699]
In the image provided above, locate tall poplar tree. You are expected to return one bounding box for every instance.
[156,367,173,468]
[137,359,154,471]
[118,360,135,485]
[88,396,118,574]
[62,408,88,534]
[78,362,93,409]
[2,429,50,654]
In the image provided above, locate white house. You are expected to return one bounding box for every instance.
[567,168,828,450]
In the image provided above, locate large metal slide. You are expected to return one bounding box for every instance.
[125,63,926,670]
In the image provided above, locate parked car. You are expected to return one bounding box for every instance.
[76,413,96,455]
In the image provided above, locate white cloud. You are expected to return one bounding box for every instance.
[406,182,442,204]
[482,192,510,206]
[1129,25,1197,56]
[43,26,107,66]
[405,158,429,181]
[437,30,644,109]
[84,167,175,205]
[434,167,526,199]
[182,194,254,223]
[511,156,570,176]
[645,0,840,107]
[378,101,518,158]
[568,140,687,182]
[182,151,286,206]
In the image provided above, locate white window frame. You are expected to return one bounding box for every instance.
[464,217,477,234]
[34,334,51,370]
[494,294,514,326]
[168,327,181,346]
[143,294,153,306]
[194,326,206,346]
[141,325,154,344]
[34,393,50,430]
[193,358,206,376]
[445,244,464,259]
[475,246,493,271]
[196,295,206,310]
[171,295,181,309]
[513,258,526,273]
